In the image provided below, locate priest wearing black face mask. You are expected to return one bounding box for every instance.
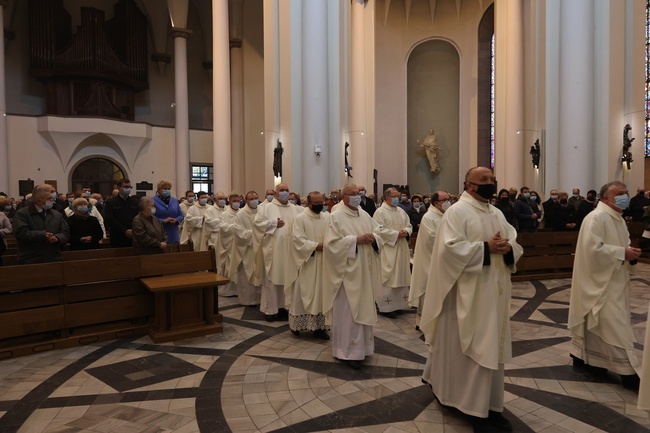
[286,191,331,340]
[419,167,522,431]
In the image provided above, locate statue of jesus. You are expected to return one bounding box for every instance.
[418,129,440,173]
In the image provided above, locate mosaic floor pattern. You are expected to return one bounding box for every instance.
[2,265,650,433]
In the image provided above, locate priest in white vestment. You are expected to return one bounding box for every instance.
[216,192,240,296]
[228,191,262,306]
[258,188,276,211]
[568,180,642,390]
[324,184,389,369]
[420,167,522,431]
[408,191,450,329]
[178,190,195,240]
[286,192,331,340]
[253,184,302,321]
[180,192,219,251]
[373,188,412,317]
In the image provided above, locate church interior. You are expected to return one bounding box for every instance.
[2,0,650,432]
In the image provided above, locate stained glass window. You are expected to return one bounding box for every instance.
[491,32,496,168]
[646,0,650,156]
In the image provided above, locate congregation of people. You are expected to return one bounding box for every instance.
[1,168,648,432]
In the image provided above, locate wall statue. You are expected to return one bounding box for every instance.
[418,129,440,174]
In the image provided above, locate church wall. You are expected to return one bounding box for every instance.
[374,0,488,194]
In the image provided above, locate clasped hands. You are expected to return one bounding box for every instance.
[488,231,510,255]
[625,246,642,262]
[357,233,375,245]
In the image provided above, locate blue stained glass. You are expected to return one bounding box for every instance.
[645,0,650,156]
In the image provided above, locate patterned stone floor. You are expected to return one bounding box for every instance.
[2,265,650,433]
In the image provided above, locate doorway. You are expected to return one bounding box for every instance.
[70,158,126,197]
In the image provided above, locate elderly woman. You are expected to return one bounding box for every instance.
[0,196,13,265]
[132,197,167,255]
[153,179,183,245]
[67,198,103,250]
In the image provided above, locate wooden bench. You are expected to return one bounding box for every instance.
[140,248,227,343]
[0,248,226,358]
[512,231,579,281]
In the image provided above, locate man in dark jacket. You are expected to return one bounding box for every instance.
[514,186,537,233]
[359,185,376,216]
[13,184,70,264]
[625,187,650,221]
[103,179,139,247]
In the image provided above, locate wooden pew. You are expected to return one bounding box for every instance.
[140,249,228,343]
[512,231,579,281]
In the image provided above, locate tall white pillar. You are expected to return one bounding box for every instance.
[0,1,9,195]
[494,0,524,188]
[230,46,244,193]
[168,0,191,195]
[213,0,232,193]
[171,31,191,195]
[301,1,329,192]
[558,0,594,192]
[349,0,369,187]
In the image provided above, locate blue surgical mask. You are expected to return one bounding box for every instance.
[266,194,274,202]
[218,199,226,208]
[349,195,362,208]
[249,199,259,209]
[77,206,88,214]
[323,205,329,212]
[4,205,12,211]
[122,188,132,196]
[232,201,240,210]
[288,199,296,205]
[391,197,400,206]
[187,197,195,203]
[199,198,208,206]
[523,192,531,199]
[278,191,290,201]
[51,192,58,201]
[614,194,630,210]
[43,200,54,210]
[162,190,171,198]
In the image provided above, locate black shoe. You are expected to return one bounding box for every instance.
[277,308,289,321]
[570,354,586,369]
[265,314,277,322]
[621,374,640,391]
[313,329,330,340]
[291,329,300,336]
[488,411,513,432]
[415,325,420,331]
[348,360,363,370]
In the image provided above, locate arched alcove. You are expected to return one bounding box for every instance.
[70,158,126,196]
[407,39,460,194]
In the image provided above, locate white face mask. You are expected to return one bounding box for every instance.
[231,201,240,210]
[441,201,451,211]
[249,199,259,209]
[199,198,208,206]
[217,199,226,208]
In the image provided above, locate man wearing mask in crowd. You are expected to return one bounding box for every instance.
[568,188,584,210]
[542,188,559,225]
[373,188,412,318]
[324,184,389,369]
[104,179,139,247]
[286,191,331,340]
[359,185,376,216]
[259,188,276,210]
[90,193,105,216]
[181,191,219,251]
[326,188,341,213]
[13,184,70,264]
[577,189,598,227]
[514,186,538,233]
[254,183,302,321]
[569,181,642,390]
[229,191,263,307]
[409,190,450,330]
[397,191,411,212]
[216,192,240,297]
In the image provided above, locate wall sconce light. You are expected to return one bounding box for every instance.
[516,129,539,135]
[622,124,634,169]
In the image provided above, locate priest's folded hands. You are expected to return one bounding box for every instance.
[356,233,375,244]
[488,231,511,255]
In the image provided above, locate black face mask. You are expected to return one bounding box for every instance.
[587,195,595,202]
[499,197,509,202]
[311,204,324,214]
[559,198,568,205]
[471,183,497,200]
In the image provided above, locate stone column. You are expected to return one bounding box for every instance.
[229,0,245,193]
[349,0,369,187]
[168,0,191,195]
[558,0,594,191]
[213,0,232,193]
[494,0,524,188]
[0,1,8,194]
[301,0,329,192]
